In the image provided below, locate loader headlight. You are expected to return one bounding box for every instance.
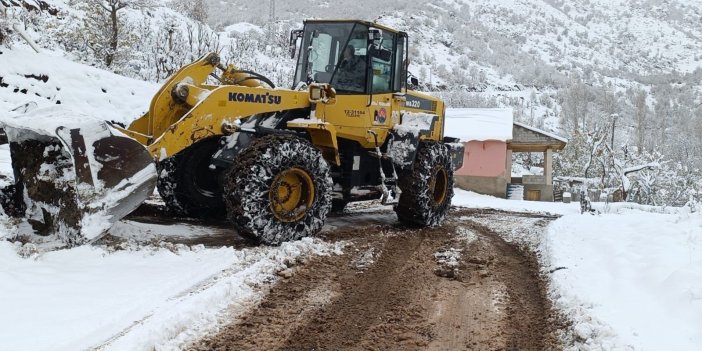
[310,86,322,101]
[308,83,336,105]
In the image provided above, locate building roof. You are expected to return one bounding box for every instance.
[510,122,568,152]
[444,108,513,142]
[513,121,568,143]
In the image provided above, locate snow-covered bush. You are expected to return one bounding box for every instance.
[555,119,701,207]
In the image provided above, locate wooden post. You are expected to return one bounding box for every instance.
[505,148,513,183]
[544,148,553,185]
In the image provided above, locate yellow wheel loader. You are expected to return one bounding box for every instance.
[0,20,464,245]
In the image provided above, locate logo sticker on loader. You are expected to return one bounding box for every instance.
[373,108,387,125]
[229,92,282,105]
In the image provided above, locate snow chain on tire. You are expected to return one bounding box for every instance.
[156,156,186,216]
[224,134,333,245]
[156,138,225,219]
[395,141,454,227]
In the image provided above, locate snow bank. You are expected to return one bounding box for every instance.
[0,48,157,125]
[0,238,344,351]
[453,188,702,349]
[544,210,702,350]
[452,188,579,215]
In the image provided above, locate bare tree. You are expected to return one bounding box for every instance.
[0,3,8,46]
[632,89,649,154]
[79,0,151,67]
[559,80,592,133]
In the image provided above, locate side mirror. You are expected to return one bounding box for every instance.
[374,48,392,62]
[410,77,419,86]
[368,29,383,49]
[289,29,303,59]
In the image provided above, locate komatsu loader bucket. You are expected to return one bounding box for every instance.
[1,108,157,245]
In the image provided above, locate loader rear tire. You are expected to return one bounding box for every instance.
[156,138,225,219]
[394,141,454,227]
[331,199,348,213]
[224,135,332,245]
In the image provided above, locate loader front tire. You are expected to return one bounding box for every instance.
[156,138,225,219]
[395,141,454,227]
[224,135,332,245]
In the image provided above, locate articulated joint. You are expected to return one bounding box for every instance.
[171,84,189,104]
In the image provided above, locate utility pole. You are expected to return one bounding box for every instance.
[610,113,618,150]
[268,0,276,45]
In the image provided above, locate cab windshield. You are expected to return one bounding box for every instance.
[293,22,369,94]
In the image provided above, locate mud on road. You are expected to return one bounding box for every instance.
[186,207,564,351]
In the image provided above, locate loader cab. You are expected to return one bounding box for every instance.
[291,20,408,95]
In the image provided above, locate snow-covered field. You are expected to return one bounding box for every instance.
[546,209,702,350]
[0,230,344,351]
[455,189,702,350]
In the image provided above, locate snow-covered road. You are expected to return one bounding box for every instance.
[0,188,700,350]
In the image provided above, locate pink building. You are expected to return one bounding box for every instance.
[445,108,513,198]
[445,108,567,201]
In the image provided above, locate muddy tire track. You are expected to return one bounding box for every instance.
[461,219,557,350]
[187,209,562,351]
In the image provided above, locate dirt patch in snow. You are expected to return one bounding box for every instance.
[186,209,563,350]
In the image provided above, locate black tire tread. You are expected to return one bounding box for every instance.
[156,138,225,218]
[395,141,454,227]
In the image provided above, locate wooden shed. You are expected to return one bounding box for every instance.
[507,122,567,201]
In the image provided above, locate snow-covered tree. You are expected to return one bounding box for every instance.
[0,3,8,46]
[75,0,152,67]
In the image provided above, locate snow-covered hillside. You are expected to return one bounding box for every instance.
[2,0,701,195]
[209,0,702,80]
